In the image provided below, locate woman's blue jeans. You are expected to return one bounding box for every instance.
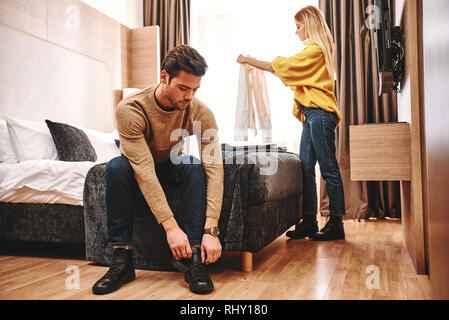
[105,154,206,247]
[300,106,345,217]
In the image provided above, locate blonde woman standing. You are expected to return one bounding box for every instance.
[237,6,345,241]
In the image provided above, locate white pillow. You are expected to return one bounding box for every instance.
[123,88,142,99]
[0,120,19,163]
[5,115,58,161]
[73,125,121,163]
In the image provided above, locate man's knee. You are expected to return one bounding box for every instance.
[106,156,133,181]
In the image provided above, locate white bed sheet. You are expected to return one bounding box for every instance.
[0,160,99,206]
[0,186,83,206]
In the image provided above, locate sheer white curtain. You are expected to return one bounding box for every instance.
[190,0,318,153]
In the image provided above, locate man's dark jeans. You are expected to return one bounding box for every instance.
[105,154,206,247]
[299,106,346,217]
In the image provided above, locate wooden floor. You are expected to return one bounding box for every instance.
[0,218,431,300]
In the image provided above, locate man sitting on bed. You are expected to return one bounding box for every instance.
[92,45,224,295]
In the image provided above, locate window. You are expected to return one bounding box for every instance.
[190,0,318,153]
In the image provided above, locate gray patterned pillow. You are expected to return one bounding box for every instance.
[45,120,97,162]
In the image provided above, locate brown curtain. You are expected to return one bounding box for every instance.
[318,0,402,219]
[144,0,191,60]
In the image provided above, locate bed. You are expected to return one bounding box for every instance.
[0,117,121,245]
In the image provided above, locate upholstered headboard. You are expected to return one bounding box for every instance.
[0,0,160,132]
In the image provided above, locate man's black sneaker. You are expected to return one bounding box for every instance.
[92,248,136,295]
[184,246,214,294]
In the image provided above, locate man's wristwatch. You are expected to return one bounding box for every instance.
[203,227,220,237]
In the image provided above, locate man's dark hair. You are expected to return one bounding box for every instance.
[161,45,208,80]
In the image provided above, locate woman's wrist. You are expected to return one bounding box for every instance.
[237,54,274,73]
[237,55,248,65]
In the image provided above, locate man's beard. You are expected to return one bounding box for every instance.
[165,88,189,110]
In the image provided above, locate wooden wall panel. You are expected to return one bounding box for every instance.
[131,26,160,89]
[120,24,132,88]
[395,0,427,275]
[0,0,47,39]
[112,89,123,127]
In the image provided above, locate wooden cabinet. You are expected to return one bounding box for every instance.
[349,120,426,277]
[349,123,411,181]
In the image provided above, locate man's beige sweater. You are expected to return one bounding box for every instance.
[115,85,224,224]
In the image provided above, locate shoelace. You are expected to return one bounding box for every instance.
[189,262,210,282]
[103,263,125,280]
[102,250,129,280]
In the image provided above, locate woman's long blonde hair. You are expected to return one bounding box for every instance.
[295,6,335,78]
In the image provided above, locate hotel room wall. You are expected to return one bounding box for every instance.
[0,0,135,132]
[395,0,427,275]
[421,0,449,300]
[395,0,449,299]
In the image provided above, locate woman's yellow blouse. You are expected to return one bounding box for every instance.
[271,40,342,126]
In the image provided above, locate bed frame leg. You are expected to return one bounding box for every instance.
[241,251,253,272]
